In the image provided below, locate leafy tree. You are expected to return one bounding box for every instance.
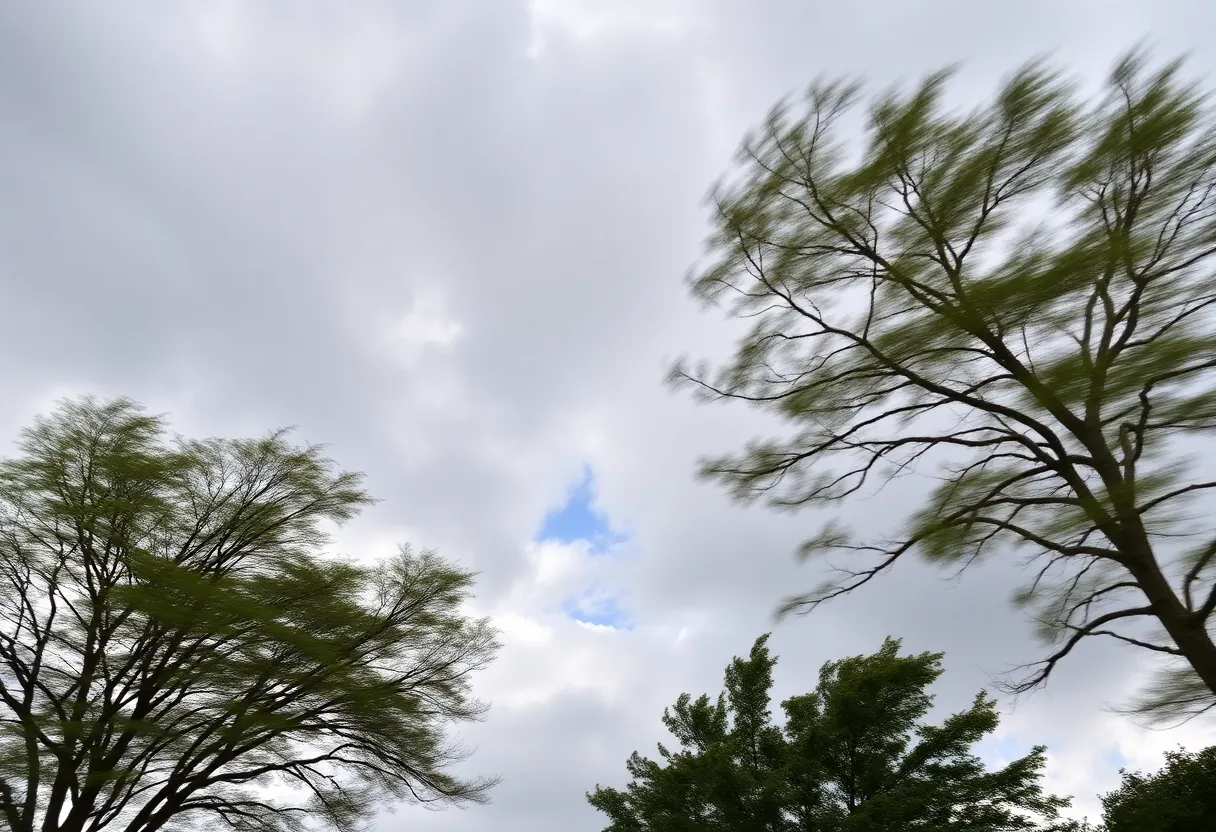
[588,635,1081,831]
[671,50,1216,721]
[0,397,498,832]
[1098,745,1216,831]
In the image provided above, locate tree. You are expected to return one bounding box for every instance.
[588,635,1081,831]
[1097,745,1216,831]
[0,397,498,832]
[670,50,1216,721]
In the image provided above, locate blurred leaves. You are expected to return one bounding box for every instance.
[674,49,1216,717]
[0,397,498,832]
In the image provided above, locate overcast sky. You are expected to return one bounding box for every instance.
[2,2,1216,829]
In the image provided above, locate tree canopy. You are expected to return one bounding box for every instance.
[672,50,1216,721]
[0,397,498,832]
[588,635,1080,831]
[1097,744,1216,831]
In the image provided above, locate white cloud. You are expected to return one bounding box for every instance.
[388,292,466,363]
[525,0,700,58]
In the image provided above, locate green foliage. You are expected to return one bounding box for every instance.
[0,397,499,832]
[672,50,1216,718]
[588,635,1080,831]
[1098,745,1216,832]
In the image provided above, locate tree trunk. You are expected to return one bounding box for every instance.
[1132,554,1216,697]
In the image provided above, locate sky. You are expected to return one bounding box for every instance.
[1,1,1215,829]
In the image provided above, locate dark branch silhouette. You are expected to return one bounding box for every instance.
[0,397,498,832]
[673,51,1216,723]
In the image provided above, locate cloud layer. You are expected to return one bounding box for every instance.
[2,2,1215,828]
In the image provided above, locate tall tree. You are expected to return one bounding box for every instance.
[0,397,498,832]
[588,635,1080,831]
[1098,745,1216,832]
[671,51,1216,721]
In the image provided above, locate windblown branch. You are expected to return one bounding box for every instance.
[676,51,1216,714]
[0,398,498,832]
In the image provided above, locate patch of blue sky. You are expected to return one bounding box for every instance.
[536,464,628,553]
[562,590,633,630]
[977,734,1029,765]
[1101,747,1127,770]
